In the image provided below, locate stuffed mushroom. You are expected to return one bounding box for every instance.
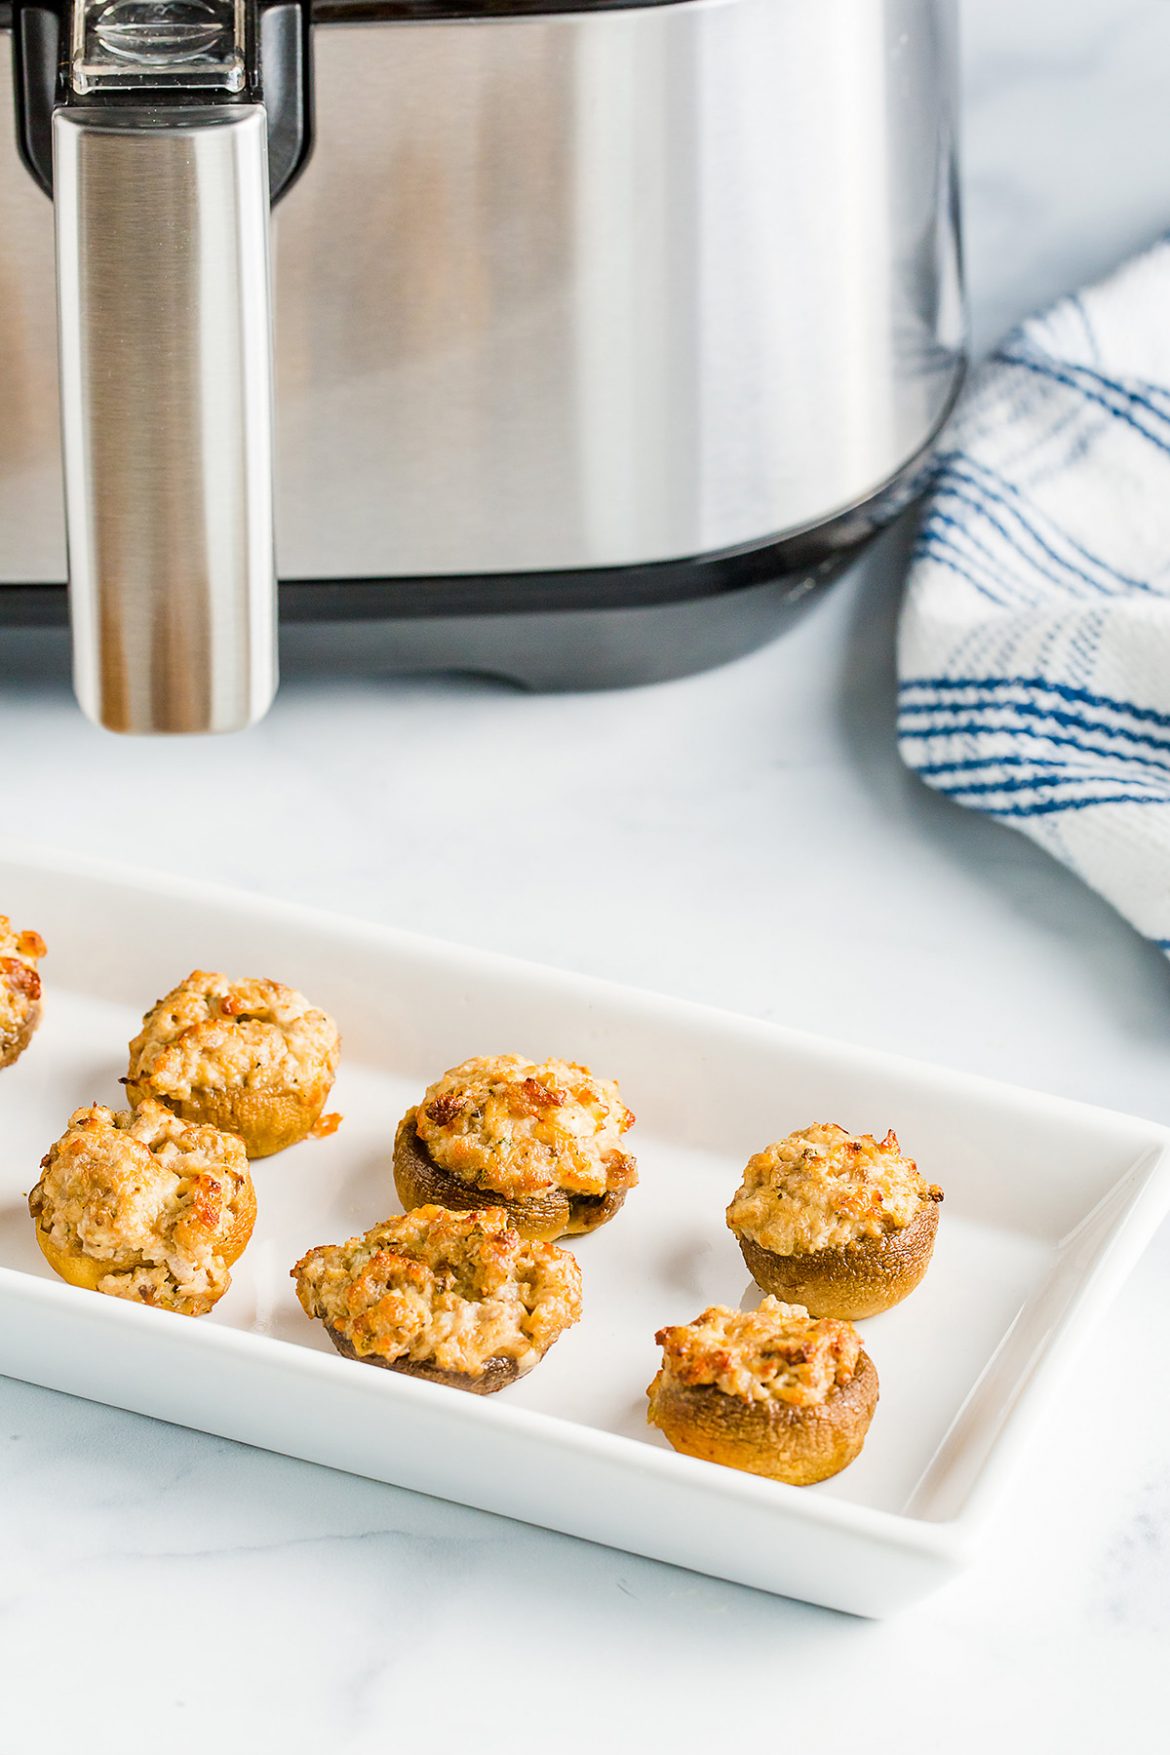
[292,1203,583,1393]
[126,970,340,1158]
[0,916,45,1069]
[647,1296,878,1486]
[727,1123,942,1320]
[394,1054,637,1241]
[29,1099,256,1316]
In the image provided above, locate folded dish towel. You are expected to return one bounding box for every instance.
[898,236,1170,957]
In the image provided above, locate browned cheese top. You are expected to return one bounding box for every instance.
[293,1202,583,1376]
[0,915,45,1045]
[727,1122,941,1255]
[410,1053,637,1199]
[653,1296,863,1408]
[128,970,340,1101]
[29,1099,252,1314]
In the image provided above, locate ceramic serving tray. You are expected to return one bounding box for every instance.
[1,843,1167,1618]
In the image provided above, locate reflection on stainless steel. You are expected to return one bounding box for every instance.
[273,0,963,577]
[0,0,963,592]
[54,106,276,733]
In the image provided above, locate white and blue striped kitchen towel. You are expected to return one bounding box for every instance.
[898,235,1170,956]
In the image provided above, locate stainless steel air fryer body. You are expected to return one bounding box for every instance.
[0,0,965,729]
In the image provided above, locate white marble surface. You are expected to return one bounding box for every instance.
[4,2,1170,1749]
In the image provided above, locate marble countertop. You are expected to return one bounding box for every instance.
[4,2,1170,1748]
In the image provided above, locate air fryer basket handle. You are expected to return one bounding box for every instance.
[17,1,312,734]
[57,102,277,735]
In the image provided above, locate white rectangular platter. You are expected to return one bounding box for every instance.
[1,843,1168,1618]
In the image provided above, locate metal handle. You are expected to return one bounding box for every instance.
[52,3,278,735]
